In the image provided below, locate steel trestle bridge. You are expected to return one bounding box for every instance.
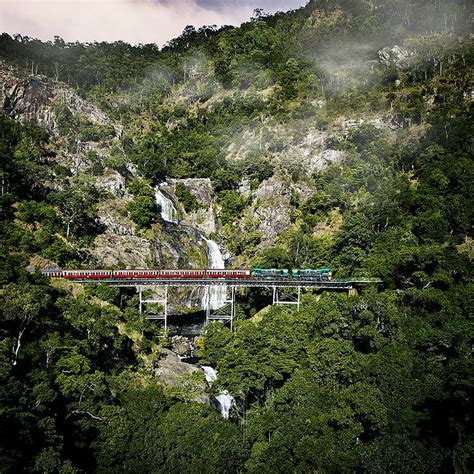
[64,277,381,331]
[69,277,378,288]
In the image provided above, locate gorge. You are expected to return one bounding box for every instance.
[0,0,472,472]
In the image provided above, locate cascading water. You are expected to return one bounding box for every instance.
[155,187,178,224]
[201,366,234,419]
[202,237,227,310]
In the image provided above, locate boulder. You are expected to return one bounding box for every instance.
[154,348,209,404]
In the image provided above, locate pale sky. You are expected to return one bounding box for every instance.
[0,0,307,46]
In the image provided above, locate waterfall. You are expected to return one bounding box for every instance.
[155,187,178,224]
[202,237,227,310]
[205,238,225,270]
[201,366,234,419]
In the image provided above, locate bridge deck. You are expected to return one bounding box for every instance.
[67,277,381,289]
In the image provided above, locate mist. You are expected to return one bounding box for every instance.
[301,0,472,94]
[0,0,307,45]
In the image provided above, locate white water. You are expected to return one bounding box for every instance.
[202,237,227,310]
[155,187,178,224]
[201,366,234,419]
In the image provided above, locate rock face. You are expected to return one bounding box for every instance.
[97,199,135,236]
[1,60,402,275]
[0,63,119,134]
[95,170,127,198]
[169,336,198,358]
[154,348,209,403]
[0,64,124,176]
[0,68,216,274]
[2,72,54,129]
[171,178,218,236]
[155,348,199,382]
[93,233,152,268]
[283,127,346,173]
[252,176,293,244]
[223,112,397,178]
[378,45,412,69]
[93,221,210,271]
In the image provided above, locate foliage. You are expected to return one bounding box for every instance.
[125,179,157,229]
[216,190,246,226]
[0,115,51,199]
[175,182,201,213]
[0,0,473,472]
[126,196,156,229]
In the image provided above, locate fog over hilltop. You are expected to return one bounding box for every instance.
[0,0,306,45]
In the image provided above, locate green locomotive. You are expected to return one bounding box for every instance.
[252,267,332,280]
[252,267,289,277]
[291,268,332,280]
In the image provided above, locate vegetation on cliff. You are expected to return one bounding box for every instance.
[0,0,473,472]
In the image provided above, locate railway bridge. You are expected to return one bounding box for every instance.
[64,276,381,330]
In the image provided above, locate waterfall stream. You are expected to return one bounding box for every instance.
[155,187,178,224]
[201,366,234,419]
[202,237,227,310]
[154,185,227,312]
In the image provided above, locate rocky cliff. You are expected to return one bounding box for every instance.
[0,42,405,277]
[0,65,210,286]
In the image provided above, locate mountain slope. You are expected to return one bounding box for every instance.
[0,0,473,472]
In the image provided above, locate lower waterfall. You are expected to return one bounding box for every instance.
[202,237,227,310]
[201,365,234,419]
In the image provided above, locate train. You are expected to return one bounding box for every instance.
[253,267,332,280]
[41,267,332,281]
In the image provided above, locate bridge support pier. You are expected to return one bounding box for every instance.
[139,285,168,330]
[272,286,301,311]
[205,286,236,331]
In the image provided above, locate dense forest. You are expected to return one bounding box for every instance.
[1,0,473,472]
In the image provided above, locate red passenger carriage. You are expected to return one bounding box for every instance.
[42,269,251,280]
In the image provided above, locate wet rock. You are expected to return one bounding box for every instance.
[154,348,209,404]
[169,336,197,358]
